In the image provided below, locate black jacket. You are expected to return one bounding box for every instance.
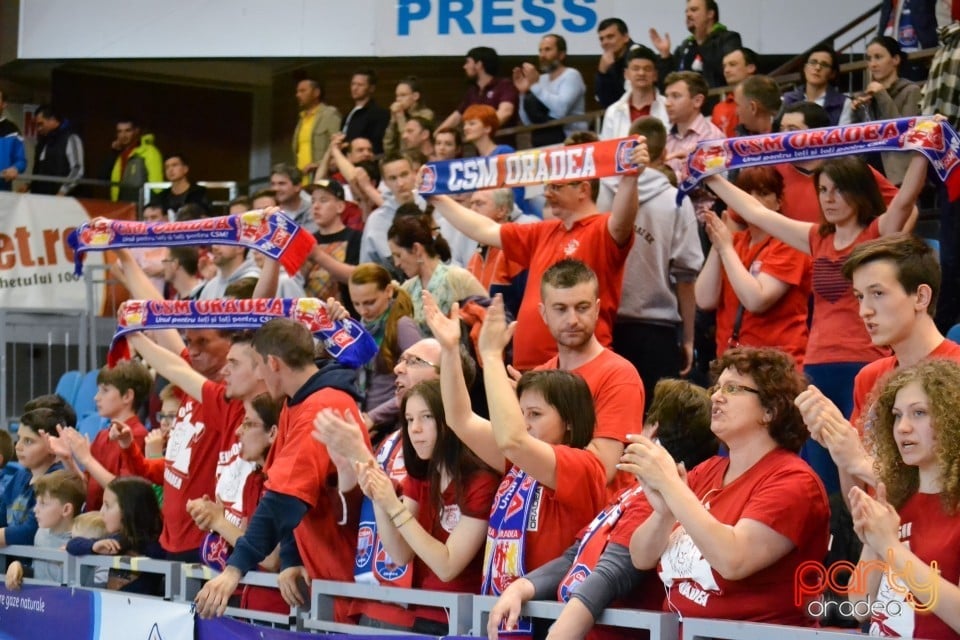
[594,39,638,108]
[656,25,742,90]
[343,100,391,154]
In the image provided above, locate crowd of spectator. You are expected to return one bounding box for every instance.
[3,0,960,637]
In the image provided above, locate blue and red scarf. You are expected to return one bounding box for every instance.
[418,137,642,196]
[678,116,960,203]
[355,430,412,588]
[557,483,646,603]
[68,210,316,276]
[109,297,377,367]
[482,466,540,639]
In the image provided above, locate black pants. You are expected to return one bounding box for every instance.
[612,321,683,414]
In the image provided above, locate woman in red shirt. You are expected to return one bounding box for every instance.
[355,379,499,635]
[625,347,830,624]
[696,166,812,366]
[849,359,960,638]
[705,153,928,495]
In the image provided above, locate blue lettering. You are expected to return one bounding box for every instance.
[439,0,475,34]
[520,0,555,33]
[397,0,431,36]
[482,0,514,33]
[560,0,596,32]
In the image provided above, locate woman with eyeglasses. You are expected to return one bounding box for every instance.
[387,214,486,336]
[186,393,286,614]
[782,44,853,126]
[623,347,830,624]
[695,167,811,367]
[851,36,922,186]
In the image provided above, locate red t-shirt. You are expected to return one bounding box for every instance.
[198,381,251,528]
[806,218,889,365]
[656,450,829,624]
[263,385,368,622]
[850,339,960,431]
[869,492,960,639]
[628,103,652,125]
[238,470,289,615]
[711,94,738,139]
[776,164,899,225]
[539,349,645,496]
[467,246,523,291]
[403,469,499,624]
[514,446,607,574]
[500,215,633,370]
[157,380,240,553]
[86,415,148,511]
[715,232,812,366]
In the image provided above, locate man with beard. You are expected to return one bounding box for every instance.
[437,47,518,132]
[198,243,261,300]
[514,34,587,146]
[649,0,742,91]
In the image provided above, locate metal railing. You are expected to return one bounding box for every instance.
[0,308,90,429]
[0,545,872,639]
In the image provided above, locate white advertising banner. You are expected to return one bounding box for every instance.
[19,0,878,59]
[0,193,106,310]
[95,591,194,640]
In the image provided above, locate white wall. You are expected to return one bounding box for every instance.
[19,0,879,59]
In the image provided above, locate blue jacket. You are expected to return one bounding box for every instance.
[0,117,27,192]
[0,462,64,545]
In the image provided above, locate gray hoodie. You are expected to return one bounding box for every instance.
[617,169,703,324]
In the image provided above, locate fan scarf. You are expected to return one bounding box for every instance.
[417,137,642,196]
[678,116,960,204]
[109,297,377,368]
[68,210,316,276]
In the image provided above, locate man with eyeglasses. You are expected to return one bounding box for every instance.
[428,133,648,370]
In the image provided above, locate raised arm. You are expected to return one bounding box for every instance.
[127,333,204,400]
[703,212,790,313]
[607,139,650,246]
[479,296,562,489]
[253,254,280,299]
[705,175,814,254]
[113,248,186,354]
[428,195,503,248]
[423,292,502,471]
[694,244,723,311]
[438,110,462,132]
[878,153,928,236]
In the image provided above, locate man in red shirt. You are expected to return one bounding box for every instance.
[711,47,756,137]
[798,234,960,498]
[428,260,645,498]
[195,319,369,622]
[437,47,519,132]
[428,135,649,370]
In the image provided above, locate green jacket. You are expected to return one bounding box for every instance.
[110,133,164,202]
